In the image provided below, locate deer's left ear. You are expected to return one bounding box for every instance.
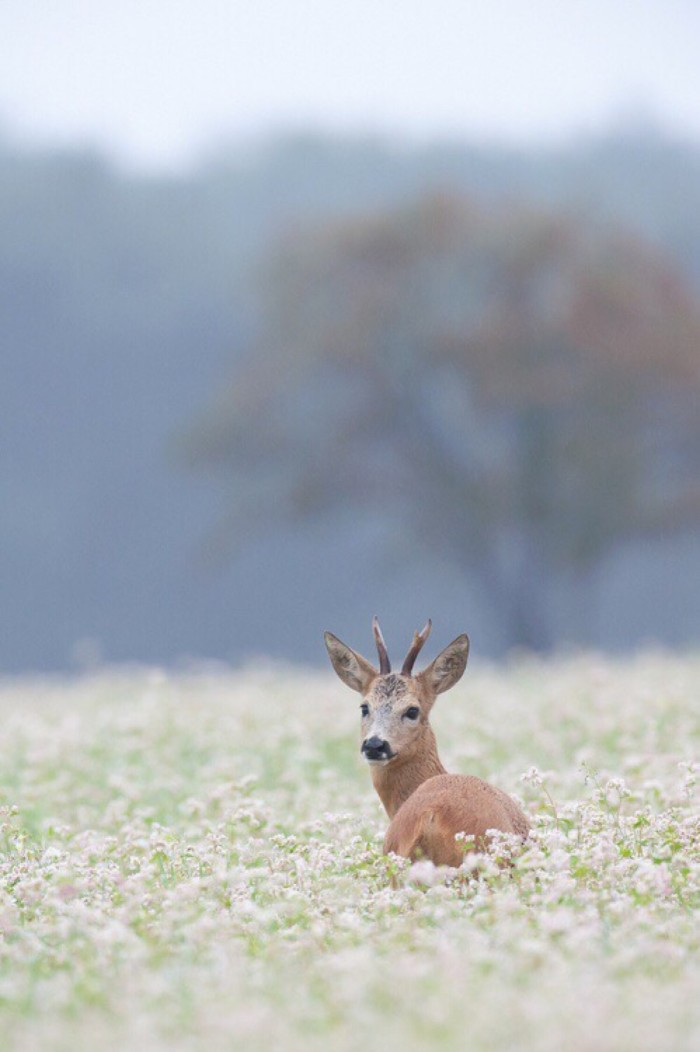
[418,634,470,695]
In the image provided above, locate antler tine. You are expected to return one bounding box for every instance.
[401,619,433,676]
[372,616,391,674]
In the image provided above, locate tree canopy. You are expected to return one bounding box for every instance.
[186,195,700,647]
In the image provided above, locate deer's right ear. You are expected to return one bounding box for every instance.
[324,632,377,693]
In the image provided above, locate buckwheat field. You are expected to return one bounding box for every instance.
[1,652,699,1051]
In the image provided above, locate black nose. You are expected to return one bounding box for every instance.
[362,736,390,761]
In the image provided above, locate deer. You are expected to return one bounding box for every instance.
[324,618,529,867]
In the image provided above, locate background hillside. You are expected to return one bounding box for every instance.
[3,129,700,670]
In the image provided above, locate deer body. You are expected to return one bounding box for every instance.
[324,620,528,867]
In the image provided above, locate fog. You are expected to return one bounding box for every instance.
[1,4,699,670]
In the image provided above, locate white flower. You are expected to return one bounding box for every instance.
[406,860,440,887]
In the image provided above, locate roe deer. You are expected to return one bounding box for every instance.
[324,618,529,867]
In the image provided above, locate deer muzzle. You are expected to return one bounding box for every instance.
[361,736,394,763]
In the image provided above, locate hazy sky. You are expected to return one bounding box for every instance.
[1,0,699,170]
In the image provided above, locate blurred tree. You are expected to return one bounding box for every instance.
[183,195,700,648]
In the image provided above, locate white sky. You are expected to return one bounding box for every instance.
[1,0,699,171]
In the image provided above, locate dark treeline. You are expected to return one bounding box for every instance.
[2,129,700,670]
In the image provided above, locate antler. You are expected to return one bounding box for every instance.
[401,620,432,675]
[372,616,391,674]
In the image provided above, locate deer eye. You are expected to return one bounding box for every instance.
[360,703,370,717]
[404,706,420,721]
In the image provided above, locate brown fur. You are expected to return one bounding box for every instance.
[384,775,530,867]
[324,623,529,868]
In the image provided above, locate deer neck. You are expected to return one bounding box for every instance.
[370,724,447,819]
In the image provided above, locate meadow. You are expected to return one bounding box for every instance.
[0,652,698,1051]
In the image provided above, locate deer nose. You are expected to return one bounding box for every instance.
[362,736,391,761]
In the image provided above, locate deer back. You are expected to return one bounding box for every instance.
[384,773,529,867]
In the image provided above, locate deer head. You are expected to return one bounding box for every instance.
[324,618,470,767]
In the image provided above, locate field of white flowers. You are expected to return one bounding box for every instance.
[0,652,699,1051]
